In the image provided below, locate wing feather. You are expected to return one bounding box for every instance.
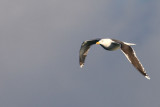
[79,39,100,68]
[120,43,150,79]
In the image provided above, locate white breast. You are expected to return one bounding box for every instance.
[100,39,113,47]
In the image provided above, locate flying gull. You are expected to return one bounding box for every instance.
[79,38,150,80]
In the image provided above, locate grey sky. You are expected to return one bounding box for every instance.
[0,0,160,107]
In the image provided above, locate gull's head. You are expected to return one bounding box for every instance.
[96,39,111,46]
[96,39,104,45]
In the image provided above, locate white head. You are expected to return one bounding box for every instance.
[96,38,113,47]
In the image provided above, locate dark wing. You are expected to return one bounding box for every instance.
[120,43,150,79]
[79,39,100,68]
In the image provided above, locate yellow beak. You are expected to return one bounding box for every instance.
[96,42,100,44]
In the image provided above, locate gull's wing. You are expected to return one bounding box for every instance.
[79,39,100,68]
[120,43,150,79]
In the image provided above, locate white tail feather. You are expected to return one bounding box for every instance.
[123,42,136,46]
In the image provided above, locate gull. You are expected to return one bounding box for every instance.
[79,38,150,80]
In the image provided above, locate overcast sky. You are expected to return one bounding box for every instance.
[0,0,160,107]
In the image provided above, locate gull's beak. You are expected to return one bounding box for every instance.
[96,42,100,44]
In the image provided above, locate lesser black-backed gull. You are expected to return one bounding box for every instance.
[79,38,150,80]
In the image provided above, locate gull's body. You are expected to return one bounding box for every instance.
[79,38,150,80]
